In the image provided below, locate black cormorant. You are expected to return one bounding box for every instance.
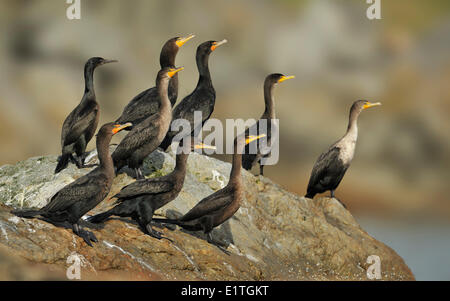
[305,100,381,201]
[153,134,265,251]
[112,67,184,179]
[55,57,118,173]
[242,73,294,176]
[159,39,227,151]
[87,138,215,240]
[13,122,132,246]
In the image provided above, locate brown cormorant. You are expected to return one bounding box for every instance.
[159,39,227,151]
[87,138,215,240]
[153,134,265,250]
[112,67,184,179]
[115,35,195,128]
[305,100,381,201]
[242,73,294,176]
[13,122,132,246]
[55,57,118,174]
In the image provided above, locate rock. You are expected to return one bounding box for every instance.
[0,150,414,280]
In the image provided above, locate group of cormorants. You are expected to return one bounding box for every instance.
[12,34,381,249]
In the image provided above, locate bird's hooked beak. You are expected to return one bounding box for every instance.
[176,34,196,48]
[278,75,295,83]
[112,122,133,134]
[245,134,266,145]
[211,39,228,51]
[168,66,184,78]
[101,59,118,65]
[363,102,382,110]
[194,143,216,150]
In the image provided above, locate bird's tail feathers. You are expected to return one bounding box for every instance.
[11,209,41,218]
[55,154,70,174]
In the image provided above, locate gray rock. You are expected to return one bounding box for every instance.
[0,150,414,280]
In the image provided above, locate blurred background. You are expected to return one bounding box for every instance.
[0,0,449,280]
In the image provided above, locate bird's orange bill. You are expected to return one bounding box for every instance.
[176,34,196,48]
[168,67,184,78]
[278,75,295,83]
[102,59,118,65]
[211,39,228,51]
[245,134,266,145]
[112,122,133,134]
[363,102,382,109]
[194,143,216,150]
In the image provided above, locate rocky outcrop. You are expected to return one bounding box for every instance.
[0,149,414,280]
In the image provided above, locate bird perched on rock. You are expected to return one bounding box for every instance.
[154,133,266,252]
[112,67,184,179]
[305,100,381,203]
[88,137,215,240]
[55,57,117,173]
[13,122,132,246]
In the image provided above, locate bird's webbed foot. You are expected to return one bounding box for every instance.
[206,232,231,255]
[73,224,98,247]
[145,224,173,242]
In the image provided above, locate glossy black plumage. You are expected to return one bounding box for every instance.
[115,35,194,128]
[160,39,227,151]
[13,122,132,246]
[55,57,117,173]
[305,100,381,200]
[112,67,184,179]
[242,73,293,176]
[88,138,212,239]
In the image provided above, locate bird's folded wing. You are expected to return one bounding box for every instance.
[43,174,105,212]
[115,179,174,199]
[62,102,98,146]
[180,188,233,222]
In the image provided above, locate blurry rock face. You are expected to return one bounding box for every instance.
[0,150,414,280]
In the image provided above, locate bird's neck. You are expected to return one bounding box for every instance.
[345,109,359,142]
[157,79,172,115]
[84,64,96,97]
[196,52,212,88]
[229,142,243,186]
[174,153,189,175]
[97,136,114,177]
[160,50,179,105]
[262,82,276,119]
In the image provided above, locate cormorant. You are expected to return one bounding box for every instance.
[153,134,265,251]
[112,67,184,179]
[159,39,227,151]
[242,73,294,176]
[115,35,195,128]
[87,137,215,240]
[13,122,132,246]
[55,57,118,174]
[305,100,381,201]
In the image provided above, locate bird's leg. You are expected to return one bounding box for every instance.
[72,223,98,247]
[135,168,145,180]
[206,232,231,255]
[145,224,173,243]
[259,163,265,176]
[330,190,347,209]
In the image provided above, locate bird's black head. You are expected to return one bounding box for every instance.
[160,34,195,67]
[197,39,228,57]
[86,57,118,69]
[265,73,295,86]
[350,100,382,115]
